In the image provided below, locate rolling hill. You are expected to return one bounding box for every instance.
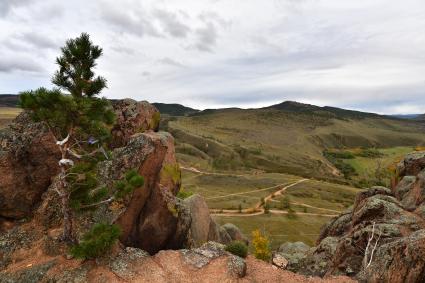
[0,94,19,107]
[162,102,425,182]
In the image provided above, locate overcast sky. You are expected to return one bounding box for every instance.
[1,0,424,114]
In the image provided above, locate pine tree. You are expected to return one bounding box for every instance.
[19,33,136,243]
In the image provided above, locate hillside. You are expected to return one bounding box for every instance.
[0,94,19,107]
[164,102,425,182]
[152,102,199,116]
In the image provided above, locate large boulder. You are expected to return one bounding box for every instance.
[397,151,425,177]
[110,99,160,148]
[109,131,183,254]
[0,113,60,219]
[361,229,425,282]
[277,241,310,272]
[221,223,249,245]
[298,152,425,282]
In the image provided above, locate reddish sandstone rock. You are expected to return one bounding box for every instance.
[0,113,60,219]
[295,152,425,282]
[110,99,160,148]
[0,237,355,283]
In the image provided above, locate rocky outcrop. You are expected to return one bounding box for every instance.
[221,223,249,245]
[0,113,60,219]
[294,151,425,282]
[0,99,160,220]
[0,235,355,283]
[110,99,160,148]
[1,100,247,257]
[277,241,310,272]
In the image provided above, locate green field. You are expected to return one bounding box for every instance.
[325,146,415,187]
[0,107,21,128]
[283,180,359,211]
[182,170,301,209]
[183,169,361,247]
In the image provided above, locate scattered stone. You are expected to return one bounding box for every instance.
[272,253,289,269]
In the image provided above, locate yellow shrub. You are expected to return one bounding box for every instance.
[251,229,271,262]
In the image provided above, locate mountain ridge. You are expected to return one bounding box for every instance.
[2,94,423,119]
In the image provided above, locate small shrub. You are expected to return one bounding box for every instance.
[264,202,270,214]
[287,208,297,219]
[357,148,384,158]
[251,229,271,262]
[177,188,193,199]
[280,196,291,210]
[225,241,248,258]
[70,223,121,259]
[323,150,355,159]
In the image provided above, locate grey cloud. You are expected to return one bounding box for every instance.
[111,45,136,55]
[154,9,191,38]
[194,22,217,52]
[158,57,185,68]
[0,57,43,73]
[0,0,32,17]
[17,33,58,49]
[199,11,231,28]
[100,6,160,37]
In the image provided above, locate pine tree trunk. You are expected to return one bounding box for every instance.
[56,131,76,244]
[61,189,74,243]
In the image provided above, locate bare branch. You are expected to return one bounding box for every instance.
[57,134,70,146]
[363,222,381,269]
[79,196,115,209]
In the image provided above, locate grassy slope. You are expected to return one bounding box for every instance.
[182,171,301,209]
[0,107,21,129]
[183,171,362,247]
[169,107,425,181]
[214,214,330,248]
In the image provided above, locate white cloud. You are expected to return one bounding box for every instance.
[0,0,424,114]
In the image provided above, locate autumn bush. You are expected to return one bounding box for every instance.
[251,229,271,262]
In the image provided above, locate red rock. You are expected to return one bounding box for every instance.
[110,99,160,148]
[0,113,60,219]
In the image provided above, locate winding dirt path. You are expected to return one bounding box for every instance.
[182,166,340,218]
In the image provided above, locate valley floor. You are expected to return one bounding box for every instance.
[181,167,361,248]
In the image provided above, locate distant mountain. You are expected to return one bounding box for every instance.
[390,114,421,119]
[152,103,199,116]
[0,94,19,107]
[265,101,382,119]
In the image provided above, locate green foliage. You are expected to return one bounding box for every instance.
[333,160,356,178]
[161,163,181,184]
[323,150,355,159]
[323,150,357,179]
[225,241,248,258]
[357,148,384,158]
[69,167,144,210]
[287,208,297,219]
[264,201,270,214]
[280,196,291,210]
[19,33,115,143]
[176,188,193,199]
[52,33,107,97]
[70,223,121,259]
[114,170,144,199]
